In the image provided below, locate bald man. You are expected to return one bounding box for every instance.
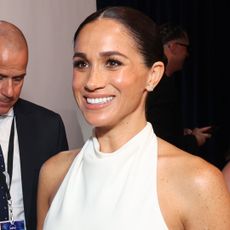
[0,21,68,229]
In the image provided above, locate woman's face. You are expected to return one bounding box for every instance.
[72,18,152,128]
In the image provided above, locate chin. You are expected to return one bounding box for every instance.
[81,108,115,126]
[0,107,11,115]
[83,114,113,128]
[85,119,110,128]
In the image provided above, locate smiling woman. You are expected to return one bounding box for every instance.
[72,18,162,130]
[37,6,230,230]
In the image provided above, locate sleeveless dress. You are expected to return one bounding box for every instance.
[43,122,168,230]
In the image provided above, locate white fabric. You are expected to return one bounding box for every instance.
[44,122,168,230]
[0,108,25,223]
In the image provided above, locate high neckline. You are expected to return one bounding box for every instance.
[91,122,152,158]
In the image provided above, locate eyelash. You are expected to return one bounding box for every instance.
[73,58,123,70]
[73,60,88,69]
[106,58,122,68]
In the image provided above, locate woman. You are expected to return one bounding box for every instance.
[223,160,230,192]
[222,146,230,192]
[37,6,230,230]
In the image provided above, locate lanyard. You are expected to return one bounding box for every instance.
[0,117,15,223]
[7,116,14,187]
[1,117,15,201]
[6,117,15,223]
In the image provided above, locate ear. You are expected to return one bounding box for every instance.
[145,61,164,92]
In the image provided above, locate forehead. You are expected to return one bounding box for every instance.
[74,18,138,53]
[0,47,27,77]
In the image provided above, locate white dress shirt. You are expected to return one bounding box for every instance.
[0,108,25,223]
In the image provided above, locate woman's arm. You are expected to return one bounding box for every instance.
[37,150,78,230]
[184,160,230,229]
[222,161,230,192]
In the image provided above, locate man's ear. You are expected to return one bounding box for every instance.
[145,61,164,92]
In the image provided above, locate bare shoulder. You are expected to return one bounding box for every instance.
[222,161,230,192]
[37,149,81,229]
[157,137,225,189]
[39,149,80,204]
[222,161,230,175]
[157,138,230,229]
[41,149,79,172]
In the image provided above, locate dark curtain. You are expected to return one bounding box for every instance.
[96,0,229,169]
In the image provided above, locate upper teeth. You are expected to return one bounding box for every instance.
[87,97,113,104]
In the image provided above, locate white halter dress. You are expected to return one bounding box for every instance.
[43,122,168,230]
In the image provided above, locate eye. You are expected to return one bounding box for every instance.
[13,76,24,82]
[73,59,89,70]
[0,75,7,81]
[105,58,122,68]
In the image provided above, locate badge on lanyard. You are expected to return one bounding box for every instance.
[0,187,25,230]
[0,220,25,230]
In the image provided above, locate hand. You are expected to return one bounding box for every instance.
[184,128,193,135]
[184,126,212,146]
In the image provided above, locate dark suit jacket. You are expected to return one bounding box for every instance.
[146,74,198,154]
[14,98,68,230]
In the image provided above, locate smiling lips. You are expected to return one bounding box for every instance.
[86,96,114,105]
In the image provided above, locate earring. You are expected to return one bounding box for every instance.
[146,85,154,92]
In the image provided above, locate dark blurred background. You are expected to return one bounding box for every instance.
[97,0,229,169]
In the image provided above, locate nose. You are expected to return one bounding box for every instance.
[85,66,106,91]
[1,79,14,98]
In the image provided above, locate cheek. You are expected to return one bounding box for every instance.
[111,69,136,89]
[72,75,78,91]
[15,84,23,97]
[72,75,80,99]
[112,69,147,95]
[72,74,86,105]
[72,73,83,92]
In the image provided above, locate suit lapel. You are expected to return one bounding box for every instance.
[14,99,34,225]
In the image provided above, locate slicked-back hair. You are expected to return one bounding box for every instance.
[73,6,166,68]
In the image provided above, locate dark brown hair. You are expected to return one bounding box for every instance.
[73,6,165,68]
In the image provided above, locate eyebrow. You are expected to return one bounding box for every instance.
[73,52,86,59]
[73,51,128,59]
[0,73,26,79]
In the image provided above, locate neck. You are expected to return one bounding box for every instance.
[95,114,147,153]
[165,62,176,77]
